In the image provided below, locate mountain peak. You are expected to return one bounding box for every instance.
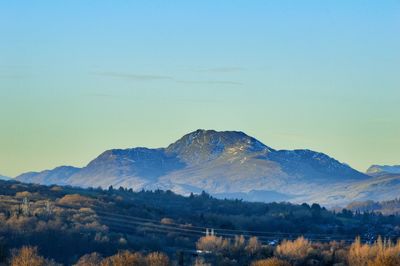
[15,129,374,206]
[165,129,271,164]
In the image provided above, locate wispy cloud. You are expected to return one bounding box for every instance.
[93,71,242,86]
[192,67,246,73]
[0,74,27,79]
[93,72,173,81]
[176,80,243,86]
[84,92,117,98]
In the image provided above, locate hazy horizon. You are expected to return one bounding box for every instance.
[1,1,399,176]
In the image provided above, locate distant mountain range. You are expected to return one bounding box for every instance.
[0,175,10,181]
[17,166,80,186]
[366,165,400,176]
[14,129,400,206]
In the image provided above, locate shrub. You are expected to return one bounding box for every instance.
[275,237,313,264]
[100,251,145,266]
[251,257,291,266]
[246,237,262,255]
[348,237,400,266]
[74,252,103,266]
[196,236,229,253]
[10,246,60,266]
[15,191,32,198]
[193,257,211,266]
[58,194,94,206]
[146,252,169,266]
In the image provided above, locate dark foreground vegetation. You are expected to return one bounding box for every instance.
[6,236,400,266]
[1,179,400,265]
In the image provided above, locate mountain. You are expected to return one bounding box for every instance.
[64,148,184,189]
[366,165,400,176]
[17,166,80,185]
[16,129,373,206]
[0,174,10,181]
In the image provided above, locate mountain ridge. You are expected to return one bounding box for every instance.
[366,165,400,176]
[15,129,383,206]
[0,174,10,181]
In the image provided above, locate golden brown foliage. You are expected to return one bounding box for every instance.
[246,236,262,255]
[145,252,169,266]
[193,257,211,266]
[232,235,246,252]
[50,186,63,192]
[74,252,103,266]
[348,237,400,266]
[58,194,94,206]
[15,191,32,198]
[10,246,59,266]
[251,257,291,266]
[100,251,145,266]
[75,250,169,266]
[275,237,313,263]
[196,235,230,252]
[10,246,45,266]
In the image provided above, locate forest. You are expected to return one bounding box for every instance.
[347,198,400,215]
[1,179,400,265]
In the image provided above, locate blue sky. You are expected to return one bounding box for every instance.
[0,1,399,176]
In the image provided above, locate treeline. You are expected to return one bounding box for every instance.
[196,235,400,265]
[6,246,169,266]
[1,179,400,265]
[5,236,400,266]
[347,198,400,215]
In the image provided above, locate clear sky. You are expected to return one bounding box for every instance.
[0,1,399,177]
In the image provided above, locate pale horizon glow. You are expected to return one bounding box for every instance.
[0,1,399,177]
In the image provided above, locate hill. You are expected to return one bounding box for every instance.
[0,174,10,181]
[367,165,400,176]
[16,166,80,185]
[1,179,400,265]
[15,130,374,206]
